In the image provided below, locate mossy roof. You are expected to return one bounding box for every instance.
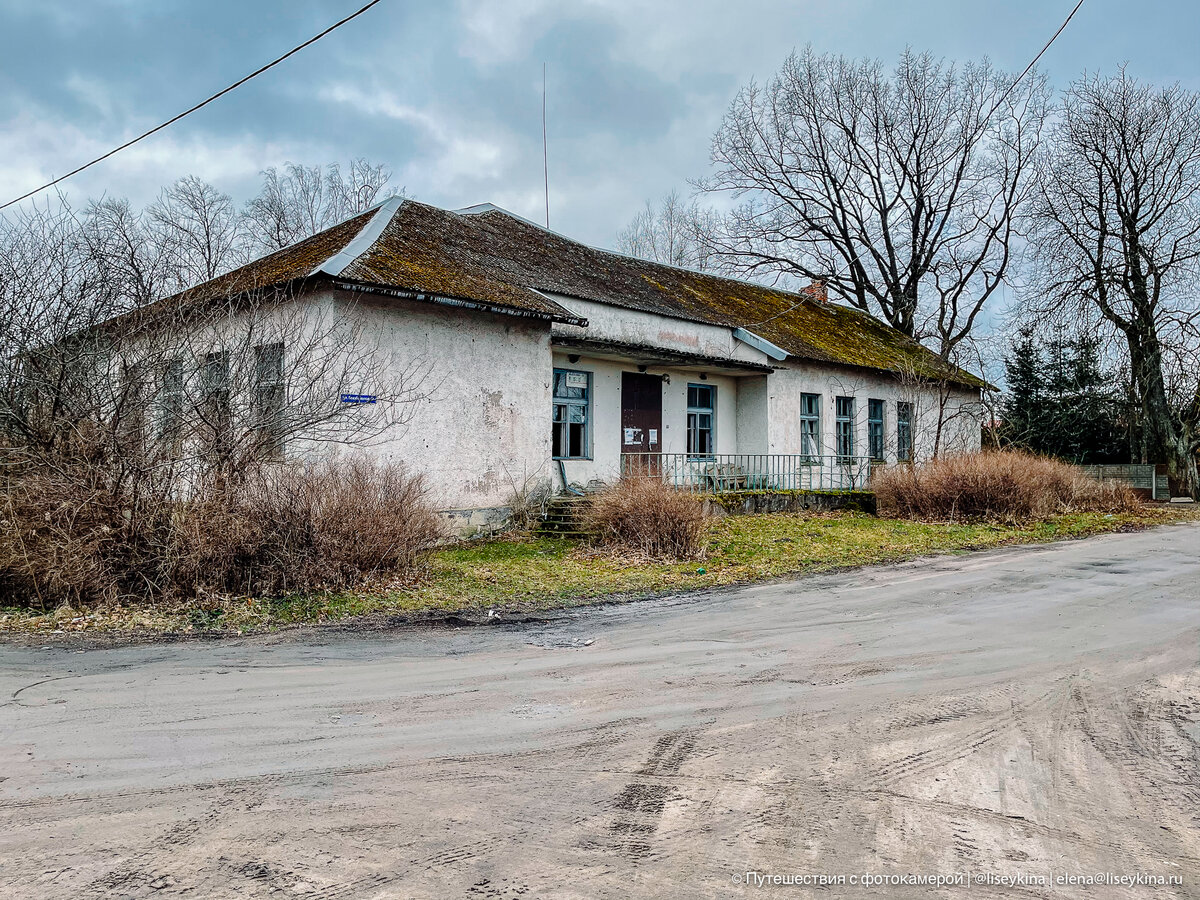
[174,199,986,389]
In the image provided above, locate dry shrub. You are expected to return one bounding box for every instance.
[175,457,444,597]
[583,476,708,559]
[0,447,178,608]
[0,454,444,610]
[504,474,552,532]
[872,450,1142,522]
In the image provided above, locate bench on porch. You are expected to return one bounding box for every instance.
[698,462,771,492]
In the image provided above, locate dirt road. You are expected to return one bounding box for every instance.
[3,524,1200,899]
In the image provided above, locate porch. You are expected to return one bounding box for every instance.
[620,452,875,493]
[551,337,774,490]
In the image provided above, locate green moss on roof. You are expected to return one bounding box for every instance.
[339,205,572,320]
[161,199,986,389]
[174,209,376,305]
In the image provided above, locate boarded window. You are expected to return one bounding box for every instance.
[835,395,855,460]
[687,383,715,457]
[897,401,914,462]
[799,392,821,460]
[867,398,885,461]
[552,368,590,459]
[254,342,285,458]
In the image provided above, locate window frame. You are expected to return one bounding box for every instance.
[799,392,821,461]
[254,342,286,459]
[158,357,184,451]
[200,349,232,455]
[835,395,856,461]
[867,398,886,462]
[686,383,716,458]
[117,358,150,449]
[552,367,592,460]
[897,401,914,463]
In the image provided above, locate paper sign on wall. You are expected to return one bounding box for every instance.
[565,372,588,388]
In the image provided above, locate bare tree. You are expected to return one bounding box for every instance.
[1027,71,1200,497]
[80,197,171,308]
[0,200,438,605]
[700,48,1051,357]
[893,358,985,461]
[146,176,247,291]
[243,159,400,255]
[0,199,431,487]
[616,190,720,273]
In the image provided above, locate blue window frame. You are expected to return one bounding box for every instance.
[867,398,885,461]
[687,383,716,457]
[552,368,591,459]
[800,392,821,460]
[835,395,855,460]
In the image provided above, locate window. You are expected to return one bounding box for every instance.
[835,395,855,460]
[552,368,590,459]
[254,342,285,458]
[867,398,885,461]
[799,393,821,460]
[200,350,231,455]
[897,401,914,462]
[158,357,184,450]
[118,360,149,449]
[687,384,715,457]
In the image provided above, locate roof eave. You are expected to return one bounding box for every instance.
[331,279,588,327]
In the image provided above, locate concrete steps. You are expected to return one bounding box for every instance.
[536,495,593,538]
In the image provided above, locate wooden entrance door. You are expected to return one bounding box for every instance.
[621,373,662,473]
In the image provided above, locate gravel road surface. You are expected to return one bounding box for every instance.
[3,524,1199,898]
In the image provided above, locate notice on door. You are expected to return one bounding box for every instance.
[649,429,658,446]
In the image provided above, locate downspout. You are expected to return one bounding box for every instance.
[558,459,583,496]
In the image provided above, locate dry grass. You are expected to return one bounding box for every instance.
[582,476,708,560]
[5,506,1194,636]
[872,450,1142,522]
[0,455,443,610]
[173,457,445,598]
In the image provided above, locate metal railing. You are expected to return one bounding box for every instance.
[620,453,875,494]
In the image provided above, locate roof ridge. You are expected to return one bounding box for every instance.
[454,202,557,234]
[311,195,406,277]
[460,201,825,307]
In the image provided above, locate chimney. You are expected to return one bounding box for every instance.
[808,280,828,304]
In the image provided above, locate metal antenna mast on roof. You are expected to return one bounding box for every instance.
[542,62,550,229]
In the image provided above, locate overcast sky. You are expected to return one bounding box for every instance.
[1,0,1197,249]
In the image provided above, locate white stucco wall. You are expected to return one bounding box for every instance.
[284,291,981,512]
[766,362,982,463]
[547,294,772,367]
[313,290,554,512]
[735,375,770,455]
[115,285,983,524]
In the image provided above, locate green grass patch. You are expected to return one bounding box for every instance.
[2,507,1194,636]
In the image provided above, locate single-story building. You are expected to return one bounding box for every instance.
[159,197,988,529]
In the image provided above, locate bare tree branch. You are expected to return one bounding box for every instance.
[700,48,1051,358]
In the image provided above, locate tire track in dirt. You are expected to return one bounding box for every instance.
[608,729,699,860]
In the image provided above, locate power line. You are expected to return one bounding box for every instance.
[743,0,1088,330]
[990,0,1086,116]
[0,0,386,212]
